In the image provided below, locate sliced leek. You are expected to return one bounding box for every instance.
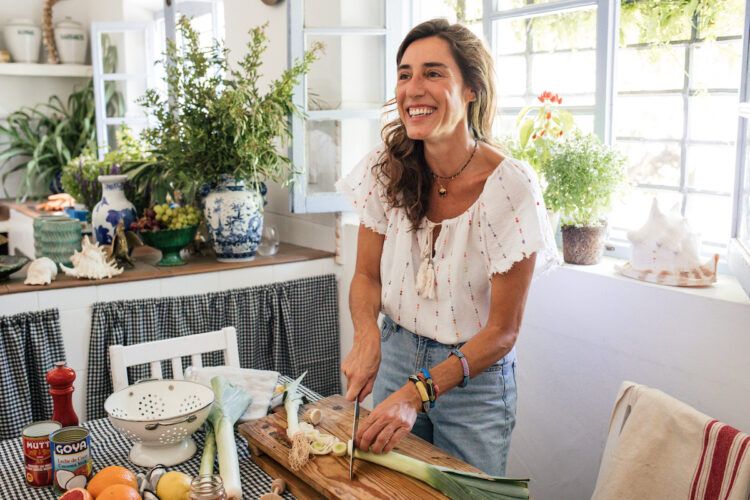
[347,441,529,500]
[283,372,311,471]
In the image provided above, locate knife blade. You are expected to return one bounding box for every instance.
[348,398,360,480]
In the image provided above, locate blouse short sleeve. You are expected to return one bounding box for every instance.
[480,158,560,276]
[336,146,389,235]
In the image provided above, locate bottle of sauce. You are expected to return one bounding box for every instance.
[46,361,79,427]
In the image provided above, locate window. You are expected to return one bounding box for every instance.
[289,0,406,213]
[609,0,747,259]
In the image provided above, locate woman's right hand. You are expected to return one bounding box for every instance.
[343,326,381,402]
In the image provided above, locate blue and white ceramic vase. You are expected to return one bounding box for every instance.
[92,175,136,245]
[204,176,264,262]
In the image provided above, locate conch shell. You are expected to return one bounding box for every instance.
[24,257,58,285]
[617,199,718,287]
[60,237,124,280]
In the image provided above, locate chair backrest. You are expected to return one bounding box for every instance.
[109,327,241,392]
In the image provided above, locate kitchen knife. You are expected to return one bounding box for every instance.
[348,398,360,480]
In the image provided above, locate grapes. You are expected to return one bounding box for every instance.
[131,203,202,232]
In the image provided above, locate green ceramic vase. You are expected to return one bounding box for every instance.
[33,214,67,258]
[37,217,83,266]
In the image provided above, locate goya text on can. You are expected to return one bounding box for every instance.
[50,426,92,494]
[22,420,62,487]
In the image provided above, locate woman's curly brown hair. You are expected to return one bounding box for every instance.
[375,18,498,230]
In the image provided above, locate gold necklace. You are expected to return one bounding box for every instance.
[430,139,478,197]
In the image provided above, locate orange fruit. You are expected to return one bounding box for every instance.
[59,488,94,500]
[86,466,138,498]
[95,484,141,500]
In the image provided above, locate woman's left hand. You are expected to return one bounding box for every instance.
[356,384,422,454]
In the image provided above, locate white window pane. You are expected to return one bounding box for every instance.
[620,4,692,46]
[615,95,684,140]
[617,46,685,92]
[700,0,746,38]
[495,56,526,95]
[609,188,683,233]
[306,35,385,110]
[689,94,738,142]
[685,144,736,193]
[306,119,382,194]
[616,140,681,187]
[685,194,732,246]
[104,79,149,119]
[305,0,385,28]
[106,124,147,152]
[691,41,742,90]
[497,0,578,12]
[531,51,596,101]
[100,32,148,74]
[741,122,750,245]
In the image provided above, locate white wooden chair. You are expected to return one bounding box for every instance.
[109,327,241,391]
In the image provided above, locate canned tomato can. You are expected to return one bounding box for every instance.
[22,420,62,487]
[50,426,93,494]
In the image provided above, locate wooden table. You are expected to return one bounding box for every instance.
[239,395,484,499]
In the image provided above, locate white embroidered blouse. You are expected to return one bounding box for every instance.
[337,145,560,345]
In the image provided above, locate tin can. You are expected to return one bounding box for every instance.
[22,420,62,487]
[50,426,92,494]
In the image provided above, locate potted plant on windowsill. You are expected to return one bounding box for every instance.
[139,18,322,262]
[541,132,626,265]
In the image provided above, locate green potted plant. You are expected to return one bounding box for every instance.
[139,18,322,261]
[541,132,626,265]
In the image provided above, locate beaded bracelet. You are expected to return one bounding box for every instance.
[417,368,440,406]
[408,375,431,413]
[449,349,470,388]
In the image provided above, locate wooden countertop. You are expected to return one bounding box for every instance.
[0,242,334,295]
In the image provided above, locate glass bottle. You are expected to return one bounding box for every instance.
[189,475,227,500]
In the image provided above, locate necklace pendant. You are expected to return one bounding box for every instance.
[438,186,447,197]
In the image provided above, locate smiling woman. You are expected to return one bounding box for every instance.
[337,18,559,478]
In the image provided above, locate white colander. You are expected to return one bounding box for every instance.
[104,379,214,467]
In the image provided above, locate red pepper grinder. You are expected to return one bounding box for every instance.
[46,361,79,427]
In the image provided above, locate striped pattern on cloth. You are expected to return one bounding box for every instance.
[87,274,340,420]
[0,309,66,440]
[0,376,319,500]
[690,420,750,500]
[592,381,750,500]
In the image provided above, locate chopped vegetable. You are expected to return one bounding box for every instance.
[284,372,311,471]
[306,408,322,425]
[207,376,253,500]
[347,440,529,499]
[332,442,348,457]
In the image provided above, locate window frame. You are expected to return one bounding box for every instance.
[289,0,405,213]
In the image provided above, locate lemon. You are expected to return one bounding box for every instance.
[156,471,192,500]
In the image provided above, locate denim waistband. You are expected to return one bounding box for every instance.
[381,314,517,366]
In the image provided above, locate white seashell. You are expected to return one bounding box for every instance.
[60,237,123,280]
[619,199,718,287]
[24,257,58,285]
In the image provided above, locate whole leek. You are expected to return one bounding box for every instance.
[349,443,529,499]
[207,376,253,500]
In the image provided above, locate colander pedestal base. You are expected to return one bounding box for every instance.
[129,436,197,467]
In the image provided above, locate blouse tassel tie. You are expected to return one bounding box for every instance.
[415,224,437,299]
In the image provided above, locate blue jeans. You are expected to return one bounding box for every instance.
[373,315,518,476]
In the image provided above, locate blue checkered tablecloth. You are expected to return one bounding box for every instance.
[0,377,321,499]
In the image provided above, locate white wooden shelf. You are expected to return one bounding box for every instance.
[0,63,92,78]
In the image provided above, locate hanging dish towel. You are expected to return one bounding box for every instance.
[592,381,750,500]
[185,366,280,422]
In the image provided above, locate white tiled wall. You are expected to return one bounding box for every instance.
[1,258,338,421]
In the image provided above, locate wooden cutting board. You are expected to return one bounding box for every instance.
[238,394,483,499]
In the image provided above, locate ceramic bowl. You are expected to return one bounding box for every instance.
[139,225,198,266]
[0,255,29,282]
